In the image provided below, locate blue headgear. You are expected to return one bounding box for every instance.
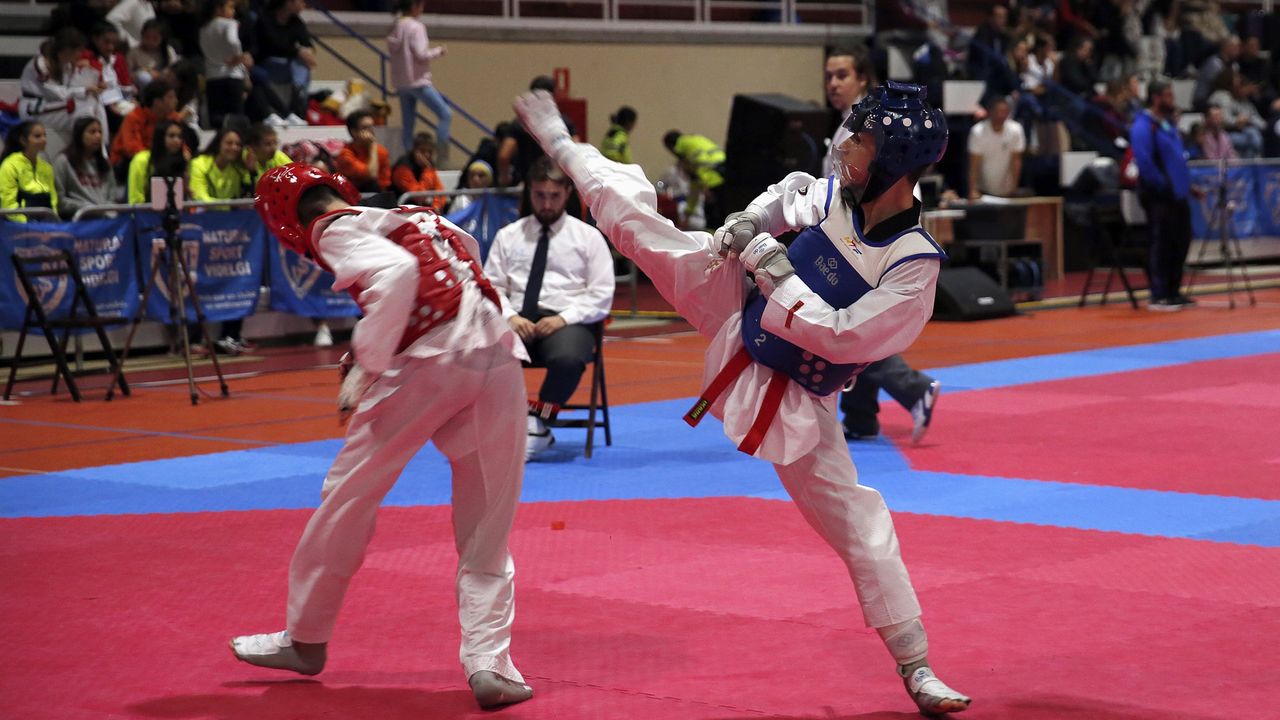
[834,81,948,204]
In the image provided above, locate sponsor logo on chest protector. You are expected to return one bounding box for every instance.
[814,256,841,285]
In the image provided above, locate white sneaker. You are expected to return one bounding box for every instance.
[215,336,244,355]
[264,113,288,128]
[526,414,554,460]
[910,381,941,445]
[285,113,308,127]
[313,322,333,347]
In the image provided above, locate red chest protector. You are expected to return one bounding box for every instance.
[309,207,501,353]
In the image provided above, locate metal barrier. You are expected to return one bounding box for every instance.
[71,199,256,222]
[0,207,60,222]
[397,187,521,204]
[1188,158,1280,169]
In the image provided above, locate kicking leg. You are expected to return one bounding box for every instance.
[515,91,744,337]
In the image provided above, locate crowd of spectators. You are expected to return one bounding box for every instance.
[5,0,328,221]
[7,1,1280,343]
[875,0,1280,195]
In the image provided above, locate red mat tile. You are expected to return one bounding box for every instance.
[905,354,1280,499]
[2,499,1278,719]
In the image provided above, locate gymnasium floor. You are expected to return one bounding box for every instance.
[2,283,1279,719]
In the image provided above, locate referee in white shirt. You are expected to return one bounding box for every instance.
[484,156,616,458]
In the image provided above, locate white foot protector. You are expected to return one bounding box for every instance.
[514,91,572,155]
[229,630,326,676]
[901,664,971,716]
[469,670,533,709]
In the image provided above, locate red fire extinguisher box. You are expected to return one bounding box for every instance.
[553,67,587,142]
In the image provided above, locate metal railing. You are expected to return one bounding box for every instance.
[497,0,866,23]
[0,207,59,222]
[72,199,256,222]
[397,187,521,205]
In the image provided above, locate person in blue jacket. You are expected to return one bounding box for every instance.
[1130,80,1205,311]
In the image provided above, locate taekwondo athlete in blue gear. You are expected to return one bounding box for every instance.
[514,82,971,716]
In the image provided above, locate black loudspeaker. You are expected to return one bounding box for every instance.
[933,267,1016,321]
[721,93,830,213]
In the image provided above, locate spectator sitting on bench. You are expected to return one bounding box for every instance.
[335,110,390,193]
[391,131,446,212]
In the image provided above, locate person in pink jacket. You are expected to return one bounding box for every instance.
[387,0,453,164]
[231,164,533,710]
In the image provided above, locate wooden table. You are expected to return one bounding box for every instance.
[922,196,1065,281]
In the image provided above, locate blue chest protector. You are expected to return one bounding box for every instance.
[739,189,946,397]
[739,226,872,396]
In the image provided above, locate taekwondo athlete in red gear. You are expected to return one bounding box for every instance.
[230,163,534,710]
[513,84,971,716]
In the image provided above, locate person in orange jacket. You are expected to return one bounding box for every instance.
[335,109,390,193]
[390,131,445,211]
[109,78,178,171]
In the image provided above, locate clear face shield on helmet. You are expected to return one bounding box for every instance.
[832,124,879,204]
[831,81,949,207]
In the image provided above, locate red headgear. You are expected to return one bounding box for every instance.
[255,163,361,255]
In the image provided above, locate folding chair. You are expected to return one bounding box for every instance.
[4,250,130,402]
[528,322,612,459]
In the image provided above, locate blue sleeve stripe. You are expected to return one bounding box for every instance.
[881,252,946,283]
[824,176,835,215]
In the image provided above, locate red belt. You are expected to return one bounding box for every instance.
[684,348,789,457]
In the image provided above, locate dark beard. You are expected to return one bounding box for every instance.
[534,208,564,226]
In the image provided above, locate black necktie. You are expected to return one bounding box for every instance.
[520,223,551,321]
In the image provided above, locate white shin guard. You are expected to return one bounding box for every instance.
[878,617,929,666]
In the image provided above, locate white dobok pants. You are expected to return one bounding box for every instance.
[286,341,528,682]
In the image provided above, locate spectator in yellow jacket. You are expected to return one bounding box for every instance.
[127,120,189,205]
[0,121,58,222]
[600,106,636,164]
[662,129,726,227]
[188,126,253,355]
[242,123,293,190]
[189,127,249,204]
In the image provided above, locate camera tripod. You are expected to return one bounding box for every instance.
[105,178,230,405]
[1185,160,1256,309]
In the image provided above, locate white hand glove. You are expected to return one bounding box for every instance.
[713,209,764,258]
[337,362,378,425]
[514,90,572,153]
[739,232,795,298]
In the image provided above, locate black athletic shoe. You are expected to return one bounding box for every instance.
[843,423,881,440]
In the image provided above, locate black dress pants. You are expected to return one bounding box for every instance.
[838,354,933,435]
[525,320,596,406]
